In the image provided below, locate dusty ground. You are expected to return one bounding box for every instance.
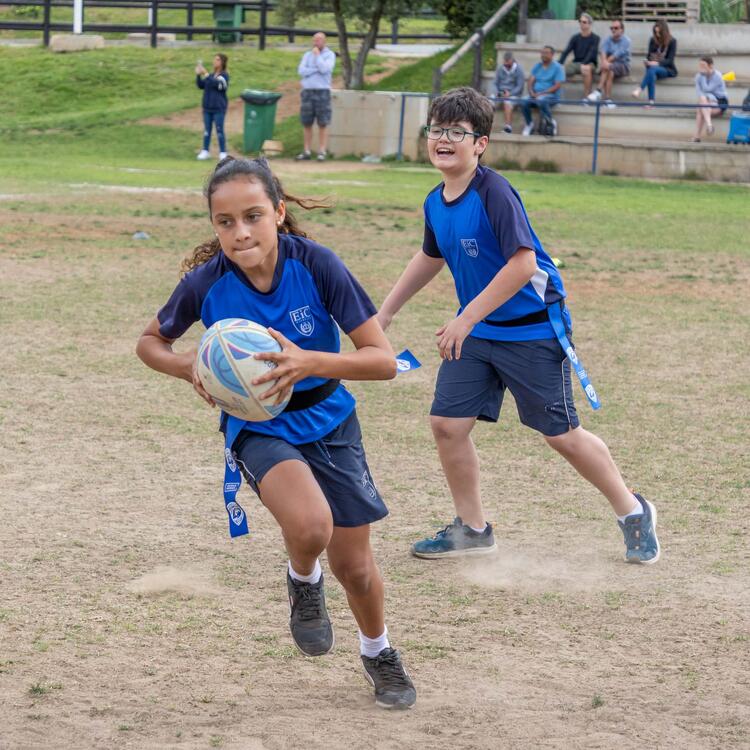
[1,169,749,749]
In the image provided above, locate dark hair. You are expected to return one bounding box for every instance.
[428,86,494,138]
[611,18,624,30]
[183,157,328,273]
[652,19,672,47]
[700,55,713,66]
[216,53,228,71]
[543,45,555,54]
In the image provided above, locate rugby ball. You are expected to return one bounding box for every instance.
[196,318,291,421]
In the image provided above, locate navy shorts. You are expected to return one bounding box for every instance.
[430,336,580,436]
[232,410,388,528]
[300,88,332,127]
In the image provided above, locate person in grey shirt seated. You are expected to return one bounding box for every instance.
[495,51,525,133]
[587,19,631,108]
[692,55,729,142]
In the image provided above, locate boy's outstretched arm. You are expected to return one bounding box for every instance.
[377,251,445,331]
[437,248,536,360]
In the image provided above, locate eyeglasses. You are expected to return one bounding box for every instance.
[423,126,481,142]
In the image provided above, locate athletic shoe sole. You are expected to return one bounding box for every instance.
[362,670,415,710]
[411,542,498,560]
[625,499,660,565]
[290,626,335,657]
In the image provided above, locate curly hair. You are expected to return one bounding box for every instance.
[181,156,329,274]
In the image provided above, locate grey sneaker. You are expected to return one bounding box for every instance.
[316,150,327,161]
[287,572,334,656]
[411,517,497,559]
[618,493,660,565]
[295,150,312,161]
[361,648,416,710]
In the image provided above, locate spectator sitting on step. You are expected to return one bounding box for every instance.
[587,18,630,108]
[692,56,729,142]
[632,20,677,105]
[495,51,525,134]
[559,13,599,100]
[521,46,565,136]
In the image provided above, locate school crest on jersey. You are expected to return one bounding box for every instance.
[290,305,315,336]
[461,238,479,257]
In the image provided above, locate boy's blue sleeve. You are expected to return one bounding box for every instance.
[422,205,442,258]
[479,175,535,262]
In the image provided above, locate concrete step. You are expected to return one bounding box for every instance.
[482,71,749,106]
[495,42,750,81]
[524,19,750,56]
[479,131,750,181]
[495,103,734,140]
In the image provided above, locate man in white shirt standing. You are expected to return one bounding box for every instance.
[296,32,336,161]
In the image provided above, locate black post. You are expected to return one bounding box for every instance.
[150,0,158,48]
[259,0,267,50]
[391,17,397,44]
[472,29,484,92]
[186,2,193,40]
[517,0,528,38]
[43,0,51,46]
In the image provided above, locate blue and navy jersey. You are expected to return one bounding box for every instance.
[423,164,568,341]
[197,72,229,112]
[157,233,377,444]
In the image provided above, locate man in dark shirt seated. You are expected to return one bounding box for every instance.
[559,13,599,99]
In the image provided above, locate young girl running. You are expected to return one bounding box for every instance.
[136,157,416,710]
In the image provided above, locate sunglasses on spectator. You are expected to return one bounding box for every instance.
[610,25,621,30]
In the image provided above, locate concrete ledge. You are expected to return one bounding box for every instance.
[125,32,177,43]
[50,34,105,53]
[478,134,750,182]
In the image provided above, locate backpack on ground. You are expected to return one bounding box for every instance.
[537,113,556,137]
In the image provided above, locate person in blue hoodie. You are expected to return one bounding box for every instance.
[196,54,229,161]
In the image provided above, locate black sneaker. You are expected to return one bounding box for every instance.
[361,648,416,710]
[286,572,334,656]
[295,150,312,161]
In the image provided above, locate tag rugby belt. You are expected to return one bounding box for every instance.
[483,300,563,327]
[283,378,340,411]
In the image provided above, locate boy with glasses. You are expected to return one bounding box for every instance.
[377,87,660,566]
[588,20,631,108]
[559,13,599,99]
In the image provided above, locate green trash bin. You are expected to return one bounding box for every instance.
[548,0,576,19]
[241,90,282,153]
[213,2,244,44]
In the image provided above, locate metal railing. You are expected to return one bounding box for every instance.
[396,92,749,172]
[432,0,527,95]
[0,0,454,48]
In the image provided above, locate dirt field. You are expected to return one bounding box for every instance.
[1,164,749,749]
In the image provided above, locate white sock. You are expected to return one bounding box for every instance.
[288,559,321,584]
[359,627,390,658]
[468,523,487,534]
[617,495,643,523]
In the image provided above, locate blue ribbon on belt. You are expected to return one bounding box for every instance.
[547,302,601,411]
[222,415,249,538]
